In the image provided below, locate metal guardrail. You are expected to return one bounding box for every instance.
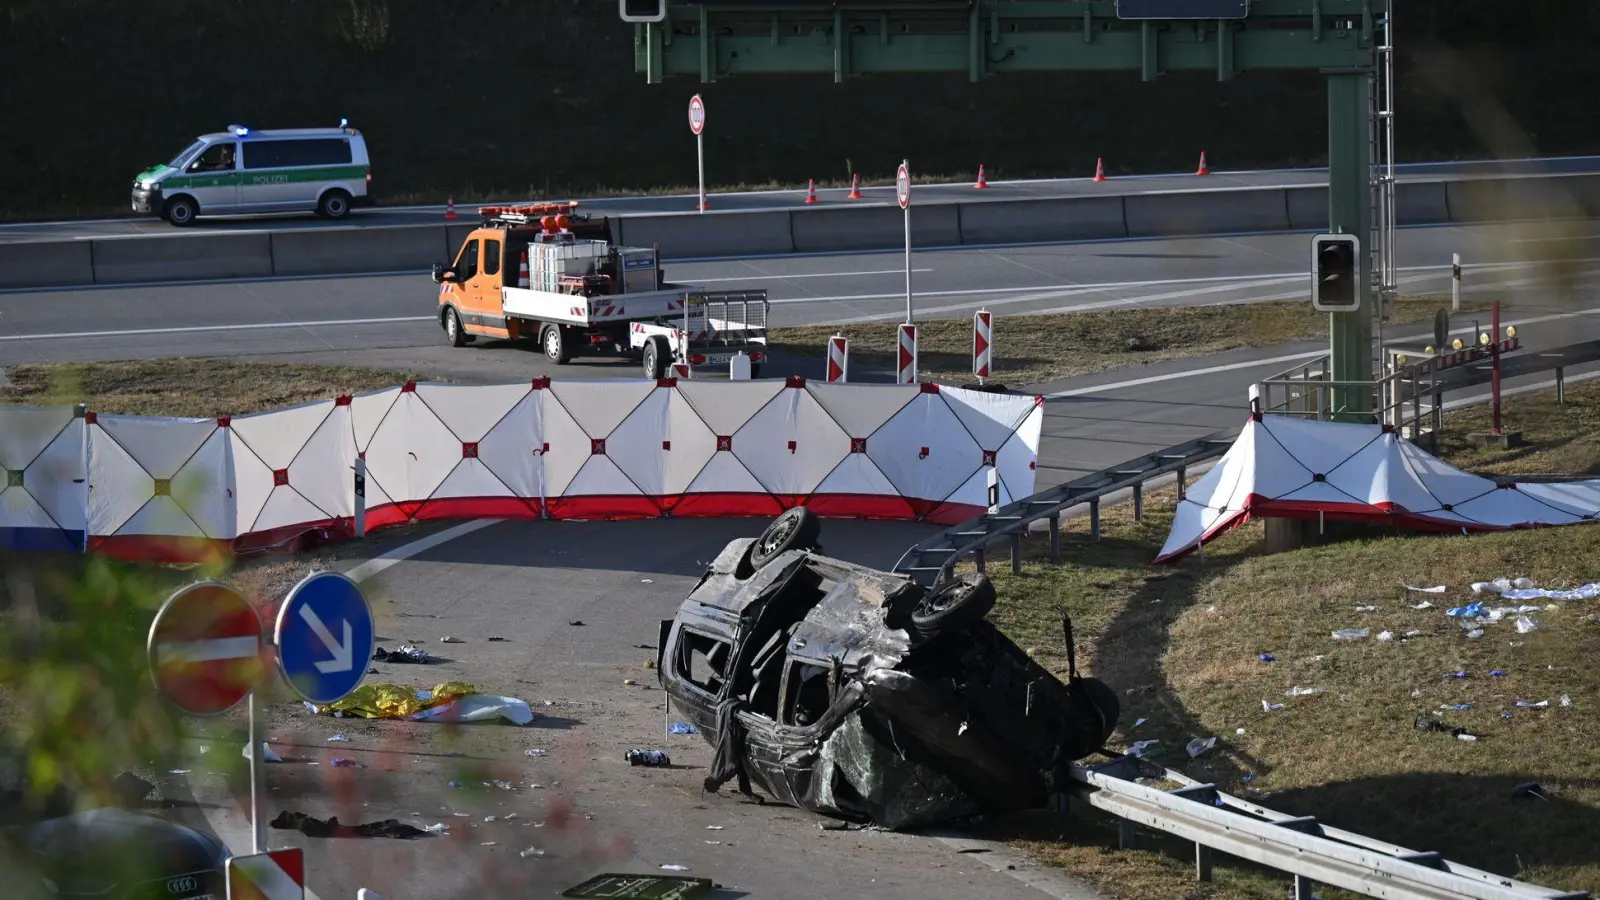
[1070,755,1591,900]
[890,432,1236,586]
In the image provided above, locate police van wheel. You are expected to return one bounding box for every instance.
[444,308,466,347]
[317,189,352,220]
[163,197,198,227]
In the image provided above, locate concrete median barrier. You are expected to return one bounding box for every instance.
[790,204,961,253]
[1394,181,1451,225]
[1447,173,1600,223]
[91,232,273,284]
[618,211,794,258]
[0,240,94,289]
[1125,187,1290,237]
[271,224,450,276]
[1285,186,1329,231]
[957,196,1127,244]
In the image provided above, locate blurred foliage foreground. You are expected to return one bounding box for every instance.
[0,554,201,821]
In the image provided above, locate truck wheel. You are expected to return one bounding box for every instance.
[443,308,466,347]
[748,507,822,570]
[317,189,352,220]
[643,336,669,379]
[748,362,763,380]
[909,573,996,641]
[542,324,572,364]
[163,196,198,227]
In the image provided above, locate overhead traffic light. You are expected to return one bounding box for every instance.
[1310,233,1361,312]
[619,0,667,23]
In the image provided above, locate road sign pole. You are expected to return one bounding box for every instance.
[248,691,262,853]
[1326,72,1373,421]
[898,159,912,324]
[353,456,366,539]
[697,132,706,214]
[689,95,707,214]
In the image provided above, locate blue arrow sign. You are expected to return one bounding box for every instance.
[274,571,374,705]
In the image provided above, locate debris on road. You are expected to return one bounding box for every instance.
[526,748,548,757]
[440,636,464,643]
[658,509,1119,830]
[374,645,431,664]
[519,846,546,858]
[668,722,697,734]
[1332,628,1370,641]
[243,743,283,763]
[271,811,429,839]
[626,749,671,767]
[311,681,536,725]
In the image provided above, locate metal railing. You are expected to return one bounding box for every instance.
[891,432,1236,586]
[1070,754,1590,900]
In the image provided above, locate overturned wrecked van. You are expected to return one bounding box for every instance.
[657,508,1120,830]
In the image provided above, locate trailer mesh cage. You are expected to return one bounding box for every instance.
[681,290,768,350]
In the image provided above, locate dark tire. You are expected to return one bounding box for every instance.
[443,308,466,347]
[748,507,822,570]
[163,196,198,227]
[643,336,669,379]
[542,324,572,365]
[317,188,352,219]
[748,362,763,380]
[910,573,996,640]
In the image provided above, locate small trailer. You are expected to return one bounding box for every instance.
[434,203,770,377]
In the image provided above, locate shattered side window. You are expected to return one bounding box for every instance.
[781,660,832,727]
[677,630,731,696]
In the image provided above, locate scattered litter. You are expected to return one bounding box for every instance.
[1561,694,1573,707]
[330,758,360,768]
[626,749,671,767]
[660,865,690,872]
[1405,585,1447,593]
[1133,718,1147,728]
[1446,671,1469,679]
[481,842,497,847]
[1414,715,1474,741]
[1332,628,1369,641]
[488,637,508,642]
[1512,782,1552,801]
[569,621,586,627]
[1355,605,1378,613]
[1185,737,1218,758]
[705,840,721,845]
[1516,700,1550,708]
[1490,670,1507,677]
[1510,641,1525,648]
[440,636,464,643]
[1466,629,1484,639]
[641,579,654,584]
[526,748,548,757]
[485,816,498,823]
[449,781,464,789]
[197,746,209,754]
[624,679,638,686]
[1242,774,1255,782]
[668,722,697,735]
[1285,686,1324,697]
[1261,701,1285,712]
[374,645,430,664]
[1439,703,1472,711]
[423,823,448,834]
[243,743,283,763]
[1236,727,1246,735]
[706,825,724,830]
[1457,733,1478,742]
[1413,601,1435,610]
[328,734,349,742]
[519,847,546,858]
[271,811,428,839]
[1377,631,1395,642]
[1470,579,1512,595]
[1404,630,1424,638]
[1515,616,1541,634]
[169,769,191,775]
[1127,740,1163,759]
[1258,653,1276,662]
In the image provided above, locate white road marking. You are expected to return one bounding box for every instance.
[694,267,933,283]
[155,636,260,664]
[1045,306,1600,398]
[343,519,501,584]
[0,315,433,342]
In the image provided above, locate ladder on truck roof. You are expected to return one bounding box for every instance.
[478,201,585,227]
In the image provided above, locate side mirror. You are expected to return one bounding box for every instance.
[431,263,445,284]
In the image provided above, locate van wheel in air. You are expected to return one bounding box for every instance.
[749,506,822,570]
[910,573,997,640]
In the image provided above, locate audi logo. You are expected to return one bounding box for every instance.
[167,876,199,894]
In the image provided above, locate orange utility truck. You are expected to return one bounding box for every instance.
[433,203,769,378]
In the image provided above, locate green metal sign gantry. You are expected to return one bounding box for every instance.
[631,1,1390,418]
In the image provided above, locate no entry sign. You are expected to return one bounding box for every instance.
[148,582,264,717]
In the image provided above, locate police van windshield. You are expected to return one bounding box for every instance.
[168,140,206,169]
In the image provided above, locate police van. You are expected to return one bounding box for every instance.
[131,121,372,226]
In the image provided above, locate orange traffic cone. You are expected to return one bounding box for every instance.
[804,179,818,204]
[444,195,457,220]
[1196,151,1210,175]
[518,251,530,288]
[1093,158,1106,182]
[847,173,863,199]
[974,164,989,189]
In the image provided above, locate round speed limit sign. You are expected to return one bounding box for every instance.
[896,162,910,210]
[688,95,706,136]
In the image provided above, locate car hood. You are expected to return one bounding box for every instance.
[135,164,175,185]
[26,808,228,887]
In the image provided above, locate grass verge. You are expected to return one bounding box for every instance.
[768,295,1485,387]
[973,380,1600,899]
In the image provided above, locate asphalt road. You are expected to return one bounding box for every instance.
[4,219,1600,368]
[2,155,1596,243]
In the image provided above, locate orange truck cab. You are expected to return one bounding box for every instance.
[434,203,769,377]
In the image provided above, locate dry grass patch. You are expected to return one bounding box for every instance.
[969,400,1600,899]
[0,359,431,418]
[1436,377,1600,476]
[769,295,1483,386]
